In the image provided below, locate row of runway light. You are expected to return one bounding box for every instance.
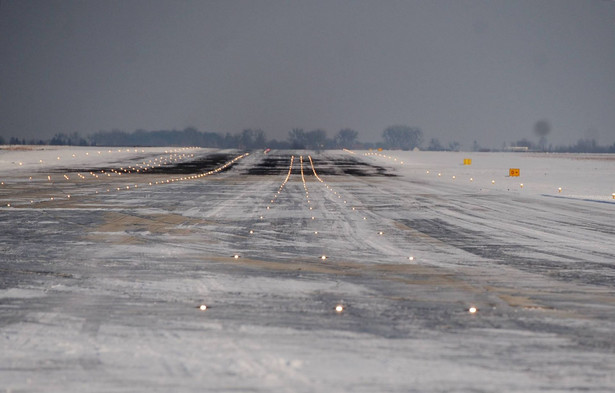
[263,155,295,217]
[9,147,197,167]
[307,155,369,223]
[364,151,404,165]
[362,151,612,198]
[3,152,249,207]
[3,149,199,186]
[300,156,317,220]
[232,155,295,256]
[310,155,416,262]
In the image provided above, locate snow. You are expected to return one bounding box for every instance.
[1,146,615,392]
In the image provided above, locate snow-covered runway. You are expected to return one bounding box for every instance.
[1,147,615,392]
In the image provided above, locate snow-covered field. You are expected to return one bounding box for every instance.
[1,146,614,392]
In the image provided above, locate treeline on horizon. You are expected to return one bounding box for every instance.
[2,125,615,153]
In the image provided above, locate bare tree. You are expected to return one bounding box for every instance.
[335,128,358,148]
[382,125,422,150]
[534,120,551,151]
[288,128,306,149]
[306,129,328,151]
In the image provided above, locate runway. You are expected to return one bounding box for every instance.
[1,147,614,392]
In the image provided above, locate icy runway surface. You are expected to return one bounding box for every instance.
[1,147,615,392]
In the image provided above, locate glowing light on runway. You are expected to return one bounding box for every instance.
[468,307,477,314]
[335,305,344,313]
[199,304,207,311]
[249,230,254,234]
[558,187,562,193]
[307,156,324,183]
[233,254,240,259]
[408,256,414,261]
[378,231,384,235]
[320,255,327,260]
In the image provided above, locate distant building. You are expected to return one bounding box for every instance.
[506,146,529,152]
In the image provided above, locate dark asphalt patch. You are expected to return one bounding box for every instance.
[242,154,396,177]
[311,157,396,177]
[60,152,238,175]
[244,155,293,176]
[145,153,237,174]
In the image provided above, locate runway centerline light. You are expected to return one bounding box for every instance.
[408,256,414,261]
[335,305,344,313]
[320,255,327,260]
[469,307,477,314]
[233,254,240,259]
[199,304,207,311]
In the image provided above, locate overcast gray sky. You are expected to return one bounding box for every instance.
[1,0,614,147]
